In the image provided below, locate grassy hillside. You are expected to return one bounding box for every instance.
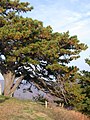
[0,96,89,120]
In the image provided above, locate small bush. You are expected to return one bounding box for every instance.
[33,94,47,103]
[0,95,9,103]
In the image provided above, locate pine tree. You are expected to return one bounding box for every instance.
[0,0,87,96]
[78,57,90,114]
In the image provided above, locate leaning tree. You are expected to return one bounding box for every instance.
[0,0,87,96]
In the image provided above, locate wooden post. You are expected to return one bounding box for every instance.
[0,83,2,95]
[61,103,64,108]
[59,103,61,107]
[45,100,48,108]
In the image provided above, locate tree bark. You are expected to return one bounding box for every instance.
[3,71,24,96]
[10,76,24,96]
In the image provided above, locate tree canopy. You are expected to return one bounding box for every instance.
[0,0,87,99]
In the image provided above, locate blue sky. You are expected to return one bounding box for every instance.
[21,0,90,71]
[0,0,90,80]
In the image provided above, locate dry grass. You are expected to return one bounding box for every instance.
[0,98,89,120]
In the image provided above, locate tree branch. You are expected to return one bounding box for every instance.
[10,75,24,95]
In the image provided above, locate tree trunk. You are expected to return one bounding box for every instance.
[3,71,24,96]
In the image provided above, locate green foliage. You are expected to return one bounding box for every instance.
[0,95,9,103]
[65,57,90,115]
[77,57,90,115]
[0,1,88,112]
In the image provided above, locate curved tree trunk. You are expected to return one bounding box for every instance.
[3,71,24,96]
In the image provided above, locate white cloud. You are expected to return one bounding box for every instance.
[86,11,90,16]
[21,0,90,70]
